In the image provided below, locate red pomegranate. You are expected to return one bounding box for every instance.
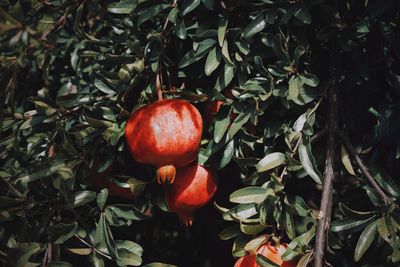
[234,242,297,267]
[163,163,218,226]
[125,99,203,184]
[87,160,134,200]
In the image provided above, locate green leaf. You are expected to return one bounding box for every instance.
[341,145,356,175]
[137,4,171,27]
[7,243,41,267]
[257,152,286,173]
[230,187,268,204]
[240,221,266,236]
[67,248,92,256]
[295,252,313,267]
[294,5,312,24]
[180,0,201,15]
[339,203,377,220]
[213,106,230,143]
[107,0,137,14]
[97,189,108,210]
[256,254,280,267]
[95,213,117,258]
[300,73,319,87]
[16,160,65,186]
[115,240,143,266]
[243,11,267,39]
[72,190,96,207]
[47,222,78,244]
[94,78,116,95]
[205,47,221,76]
[331,216,377,234]
[229,203,258,221]
[227,107,251,138]
[105,204,149,226]
[298,140,322,184]
[215,64,235,91]
[354,220,378,262]
[282,208,296,239]
[218,18,228,47]
[175,20,186,39]
[370,166,400,198]
[202,0,214,10]
[219,139,234,169]
[219,225,241,240]
[127,178,147,195]
[376,216,393,244]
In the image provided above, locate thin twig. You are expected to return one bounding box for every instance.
[310,128,328,144]
[336,129,392,205]
[74,234,112,260]
[314,41,339,267]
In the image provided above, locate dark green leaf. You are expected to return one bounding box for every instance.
[243,11,267,39]
[331,216,377,234]
[180,0,201,15]
[257,152,286,173]
[107,0,137,14]
[298,140,322,184]
[97,189,108,210]
[7,243,41,267]
[137,4,171,27]
[47,222,78,244]
[72,191,96,207]
[354,220,378,262]
[230,187,268,204]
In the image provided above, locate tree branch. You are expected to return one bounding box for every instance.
[336,129,392,205]
[314,42,339,267]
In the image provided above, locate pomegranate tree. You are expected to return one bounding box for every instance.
[163,163,218,226]
[125,99,203,184]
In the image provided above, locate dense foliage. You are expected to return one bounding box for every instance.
[1,0,400,266]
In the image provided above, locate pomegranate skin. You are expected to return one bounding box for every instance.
[234,242,297,267]
[125,99,203,183]
[164,163,218,226]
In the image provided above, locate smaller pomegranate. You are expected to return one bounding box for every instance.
[87,160,134,200]
[234,242,297,267]
[163,163,218,226]
[125,99,203,184]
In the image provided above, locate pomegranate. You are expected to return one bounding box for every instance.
[163,163,218,226]
[87,160,134,200]
[125,99,203,184]
[234,242,297,267]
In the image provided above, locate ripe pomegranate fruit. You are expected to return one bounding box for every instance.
[234,242,297,267]
[87,160,134,200]
[125,99,203,184]
[163,163,218,226]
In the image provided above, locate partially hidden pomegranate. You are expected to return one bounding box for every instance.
[163,163,218,226]
[125,99,203,184]
[87,160,134,200]
[234,242,297,267]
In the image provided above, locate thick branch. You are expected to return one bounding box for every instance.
[314,43,339,267]
[336,129,392,205]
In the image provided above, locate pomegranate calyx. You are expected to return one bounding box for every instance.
[157,165,176,184]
